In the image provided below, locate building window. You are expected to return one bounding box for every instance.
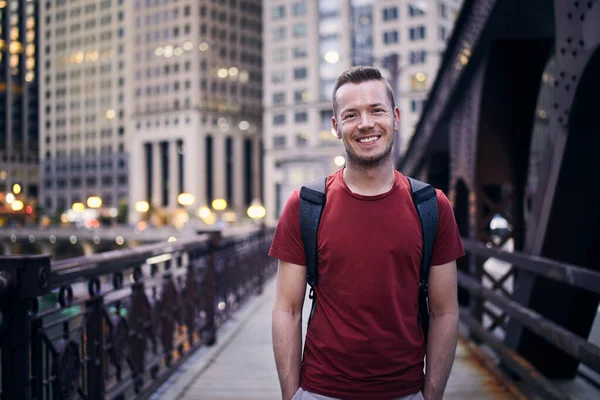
[271,70,286,84]
[271,5,285,20]
[296,133,308,147]
[439,3,448,18]
[438,26,447,41]
[409,50,427,64]
[273,135,286,149]
[410,72,427,90]
[294,67,308,80]
[294,112,308,123]
[294,90,308,103]
[293,23,307,38]
[383,30,399,44]
[409,26,426,41]
[272,47,286,62]
[408,3,426,17]
[272,26,286,41]
[273,114,286,125]
[273,92,285,105]
[293,45,308,59]
[383,7,398,21]
[292,2,308,16]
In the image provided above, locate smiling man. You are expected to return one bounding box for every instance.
[270,66,465,400]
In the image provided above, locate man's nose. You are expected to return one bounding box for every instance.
[357,113,374,130]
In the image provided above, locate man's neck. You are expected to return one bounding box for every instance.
[342,160,395,196]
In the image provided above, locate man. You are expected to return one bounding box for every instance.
[270,66,465,400]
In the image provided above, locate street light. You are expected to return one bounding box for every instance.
[247,199,266,220]
[11,200,24,211]
[72,202,85,213]
[334,156,346,167]
[134,201,150,213]
[212,198,227,211]
[87,196,102,209]
[177,192,195,207]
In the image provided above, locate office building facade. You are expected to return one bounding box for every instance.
[127,0,263,223]
[39,0,129,214]
[0,0,40,201]
[263,0,462,226]
[40,0,263,223]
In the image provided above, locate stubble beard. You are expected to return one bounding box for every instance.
[343,131,394,169]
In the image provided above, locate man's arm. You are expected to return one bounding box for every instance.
[423,260,459,400]
[272,259,307,400]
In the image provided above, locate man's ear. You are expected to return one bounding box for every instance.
[332,117,341,139]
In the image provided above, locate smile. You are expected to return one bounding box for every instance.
[357,136,380,144]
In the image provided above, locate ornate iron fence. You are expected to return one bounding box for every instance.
[0,228,276,400]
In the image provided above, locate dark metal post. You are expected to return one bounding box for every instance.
[86,297,105,400]
[204,231,221,346]
[256,225,267,295]
[0,256,51,400]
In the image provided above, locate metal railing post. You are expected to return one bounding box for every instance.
[0,255,51,400]
[204,231,222,346]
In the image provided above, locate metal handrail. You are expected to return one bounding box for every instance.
[462,238,600,294]
[458,237,600,399]
[0,228,276,400]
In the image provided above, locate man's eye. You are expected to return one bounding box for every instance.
[373,108,384,113]
[344,113,355,119]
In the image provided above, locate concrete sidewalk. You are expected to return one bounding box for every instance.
[157,275,518,400]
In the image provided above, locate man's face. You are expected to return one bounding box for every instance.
[332,80,400,168]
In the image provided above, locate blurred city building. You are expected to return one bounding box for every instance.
[38,0,264,225]
[39,0,129,216]
[127,0,264,224]
[0,0,40,214]
[263,0,463,225]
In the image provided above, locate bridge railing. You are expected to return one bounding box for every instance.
[459,238,600,400]
[0,227,276,400]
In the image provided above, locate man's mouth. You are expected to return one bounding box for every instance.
[357,136,380,144]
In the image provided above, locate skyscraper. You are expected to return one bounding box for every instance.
[39,0,129,214]
[263,0,463,226]
[127,0,263,223]
[40,0,264,224]
[0,0,40,202]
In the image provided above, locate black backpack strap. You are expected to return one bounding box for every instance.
[299,178,326,287]
[407,176,439,344]
[299,177,327,330]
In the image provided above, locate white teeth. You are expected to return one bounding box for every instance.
[359,137,378,143]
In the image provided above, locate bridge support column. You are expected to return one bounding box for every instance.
[506,41,600,379]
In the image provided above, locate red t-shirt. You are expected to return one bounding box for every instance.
[269,169,465,400]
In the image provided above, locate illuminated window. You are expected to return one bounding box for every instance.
[410,72,427,90]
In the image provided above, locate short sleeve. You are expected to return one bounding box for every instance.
[430,189,466,266]
[268,190,307,266]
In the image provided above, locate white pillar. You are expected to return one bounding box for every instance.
[185,132,202,207]
[233,135,244,213]
[128,140,145,223]
[264,152,277,227]
[169,140,179,209]
[213,133,226,202]
[152,142,162,208]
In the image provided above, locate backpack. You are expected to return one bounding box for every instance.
[299,176,439,343]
